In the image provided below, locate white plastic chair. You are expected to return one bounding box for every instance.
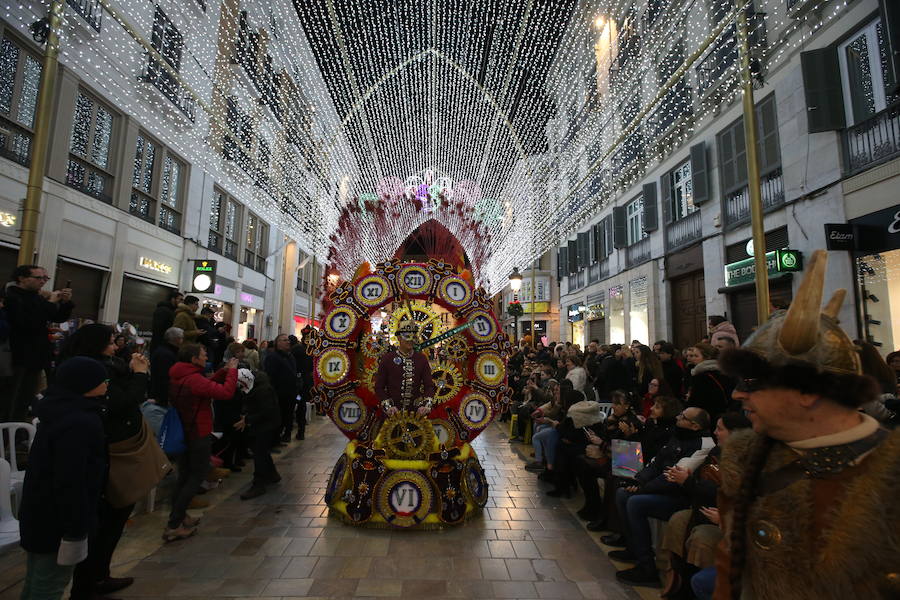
[0,422,36,515]
[0,458,20,550]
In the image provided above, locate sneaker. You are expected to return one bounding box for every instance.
[188,498,209,509]
[240,485,267,500]
[601,533,626,547]
[162,524,197,543]
[608,549,638,563]
[615,563,662,587]
[95,576,134,594]
[524,461,545,472]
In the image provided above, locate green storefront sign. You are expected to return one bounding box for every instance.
[724,250,803,287]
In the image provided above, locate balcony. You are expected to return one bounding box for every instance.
[625,237,651,268]
[843,105,900,176]
[0,117,32,167]
[67,0,102,33]
[139,55,196,124]
[723,167,784,227]
[665,209,702,250]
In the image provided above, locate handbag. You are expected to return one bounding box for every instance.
[107,419,172,508]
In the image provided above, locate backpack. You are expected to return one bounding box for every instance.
[157,406,186,455]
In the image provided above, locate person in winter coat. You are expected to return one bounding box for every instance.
[4,265,74,422]
[61,324,151,599]
[264,334,298,443]
[234,369,282,500]
[18,357,108,600]
[149,290,183,353]
[564,355,591,400]
[545,392,606,497]
[149,327,183,405]
[165,344,238,541]
[290,330,314,440]
[685,343,735,424]
[708,316,739,348]
[657,342,686,398]
[171,296,202,343]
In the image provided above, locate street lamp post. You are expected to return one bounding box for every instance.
[509,267,523,345]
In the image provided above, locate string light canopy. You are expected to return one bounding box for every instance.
[2,0,851,293]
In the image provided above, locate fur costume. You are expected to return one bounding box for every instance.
[714,428,900,599]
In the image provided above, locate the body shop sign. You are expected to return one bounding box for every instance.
[724,250,802,287]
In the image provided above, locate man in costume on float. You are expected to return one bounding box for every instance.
[374,319,436,418]
[710,250,900,600]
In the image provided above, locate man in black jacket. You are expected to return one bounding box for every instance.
[150,327,183,405]
[236,369,282,499]
[264,334,298,443]
[4,265,74,422]
[605,406,711,586]
[149,290,182,353]
[290,330,313,440]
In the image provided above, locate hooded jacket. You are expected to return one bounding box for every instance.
[19,387,106,553]
[688,360,736,424]
[168,362,237,440]
[710,321,740,347]
[4,284,74,368]
[172,304,202,342]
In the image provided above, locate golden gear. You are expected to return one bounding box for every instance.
[360,332,389,359]
[443,337,469,361]
[388,301,445,346]
[378,411,436,459]
[429,360,464,405]
[375,469,435,528]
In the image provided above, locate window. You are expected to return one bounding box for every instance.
[0,36,42,166]
[142,8,194,121]
[66,90,114,203]
[838,19,899,126]
[668,160,695,221]
[244,213,268,272]
[718,94,781,194]
[129,132,185,234]
[626,197,646,246]
[208,188,241,260]
[223,97,252,171]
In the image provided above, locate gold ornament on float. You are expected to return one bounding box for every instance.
[379,411,436,459]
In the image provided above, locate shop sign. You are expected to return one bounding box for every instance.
[586,304,605,320]
[567,303,586,323]
[824,224,856,251]
[724,250,803,287]
[519,302,550,313]
[191,259,217,293]
[0,211,15,227]
[138,256,173,275]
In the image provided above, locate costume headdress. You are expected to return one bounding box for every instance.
[396,319,420,341]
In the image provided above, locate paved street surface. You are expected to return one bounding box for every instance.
[0,417,645,599]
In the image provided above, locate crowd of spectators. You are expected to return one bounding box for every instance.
[504,314,898,597]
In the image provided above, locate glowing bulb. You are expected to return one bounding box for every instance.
[594,16,605,29]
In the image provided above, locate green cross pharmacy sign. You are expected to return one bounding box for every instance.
[724,250,803,287]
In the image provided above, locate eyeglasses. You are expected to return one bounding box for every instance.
[26,275,50,281]
[676,412,697,425]
[734,378,767,393]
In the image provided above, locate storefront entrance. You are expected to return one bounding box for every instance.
[728,277,794,343]
[670,271,706,350]
[54,259,106,322]
[119,275,177,336]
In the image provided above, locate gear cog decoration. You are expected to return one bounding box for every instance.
[430,360,464,405]
[389,301,445,346]
[360,332,389,359]
[379,411,436,460]
[443,337,469,361]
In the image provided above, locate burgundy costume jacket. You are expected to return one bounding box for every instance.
[374,350,436,411]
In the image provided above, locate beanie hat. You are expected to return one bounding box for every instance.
[237,368,255,394]
[55,357,108,395]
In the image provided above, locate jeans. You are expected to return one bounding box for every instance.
[294,397,307,438]
[615,488,689,566]
[251,429,279,486]
[574,454,609,513]
[168,436,212,529]
[691,566,716,600]
[70,499,134,599]
[21,552,74,600]
[532,425,558,463]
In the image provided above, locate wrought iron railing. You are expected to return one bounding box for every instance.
[665,209,702,250]
[0,117,32,167]
[723,167,784,226]
[625,237,651,268]
[843,104,900,176]
[140,54,196,122]
[67,0,102,32]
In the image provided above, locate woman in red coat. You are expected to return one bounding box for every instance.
[164,343,238,541]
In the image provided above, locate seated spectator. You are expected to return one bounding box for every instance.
[165,344,238,542]
[112,335,131,361]
[19,358,108,600]
[524,379,562,471]
[657,342,686,397]
[235,369,282,499]
[565,355,592,401]
[640,378,673,419]
[658,411,751,597]
[685,343,735,424]
[641,396,682,462]
[545,390,605,497]
[604,407,712,587]
[634,345,665,396]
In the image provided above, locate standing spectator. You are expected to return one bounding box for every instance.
[685,343,735,424]
[165,344,238,541]
[196,307,225,365]
[150,290,182,352]
[264,334,298,443]
[172,296,202,343]
[113,335,131,361]
[0,295,10,384]
[149,327,183,405]
[4,265,74,422]
[708,315,739,348]
[886,350,900,386]
[242,340,261,371]
[61,324,154,599]
[634,345,665,396]
[565,355,591,400]
[291,328,314,440]
[657,342,686,397]
[18,358,108,600]
[712,335,737,355]
[235,369,282,500]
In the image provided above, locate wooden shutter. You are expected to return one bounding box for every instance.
[661,173,672,223]
[690,143,709,205]
[613,206,627,249]
[567,239,577,274]
[577,232,589,269]
[604,215,614,256]
[756,96,781,173]
[880,0,900,95]
[801,48,846,133]
[557,247,567,281]
[642,182,659,232]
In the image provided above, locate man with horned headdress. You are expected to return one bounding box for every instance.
[375,320,435,417]
[711,250,900,600]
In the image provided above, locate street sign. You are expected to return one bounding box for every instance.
[191,259,217,293]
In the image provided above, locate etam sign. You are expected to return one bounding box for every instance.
[824,223,882,252]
